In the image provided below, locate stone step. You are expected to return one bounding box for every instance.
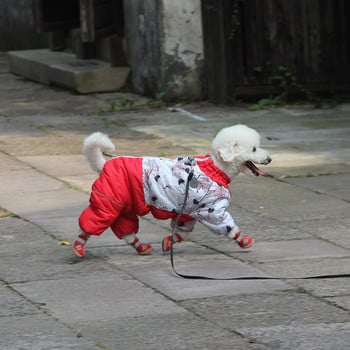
[8,49,130,94]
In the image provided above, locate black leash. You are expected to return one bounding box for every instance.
[169,168,350,281]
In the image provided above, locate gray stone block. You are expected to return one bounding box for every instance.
[0,314,99,350]
[239,239,349,263]
[14,273,185,323]
[72,313,269,350]
[8,49,130,93]
[180,292,350,329]
[0,284,39,317]
[325,296,350,310]
[239,322,350,350]
[120,259,291,300]
[286,173,350,201]
[49,61,130,94]
[8,49,75,84]
[0,239,118,283]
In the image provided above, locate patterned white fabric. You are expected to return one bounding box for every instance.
[142,156,235,235]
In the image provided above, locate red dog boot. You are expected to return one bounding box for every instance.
[234,232,254,249]
[129,237,153,255]
[162,233,183,253]
[72,232,90,257]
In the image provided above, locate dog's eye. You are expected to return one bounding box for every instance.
[253,147,257,152]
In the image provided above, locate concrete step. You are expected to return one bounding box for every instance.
[8,49,130,94]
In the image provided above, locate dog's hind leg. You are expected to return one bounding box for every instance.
[110,215,153,255]
[72,231,90,257]
[122,233,153,255]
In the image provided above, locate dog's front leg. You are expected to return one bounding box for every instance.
[226,225,255,249]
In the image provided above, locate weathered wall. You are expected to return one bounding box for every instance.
[123,0,163,97]
[124,0,204,100]
[0,0,47,51]
[162,0,204,100]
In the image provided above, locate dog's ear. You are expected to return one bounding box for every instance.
[217,142,236,162]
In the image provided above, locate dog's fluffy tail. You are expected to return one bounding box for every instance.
[83,132,115,173]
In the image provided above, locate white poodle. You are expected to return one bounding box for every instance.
[72,124,271,257]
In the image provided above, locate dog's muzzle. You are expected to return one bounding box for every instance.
[263,156,272,165]
[245,157,271,176]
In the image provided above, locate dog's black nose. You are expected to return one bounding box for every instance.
[266,157,272,164]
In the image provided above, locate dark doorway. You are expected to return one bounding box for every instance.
[32,0,125,64]
[202,0,350,103]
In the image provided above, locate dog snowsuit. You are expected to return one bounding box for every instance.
[78,155,236,239]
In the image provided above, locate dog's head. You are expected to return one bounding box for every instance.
[211,124,271,179]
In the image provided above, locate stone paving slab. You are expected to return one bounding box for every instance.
[0,153,30,171]
[325,296,350,311]
[200,238,350,264]
[0,115,192,157]
[0,114,44,135]
[238,322,350,350]
[290,217,350,249]
[0,216,52,244]
[27,214,84,241]
[95,242,212,268]
[0,188,86,218]
[0,168,65,194]
[0,314,100,350]
[0,284,40,317]
[286,173,350,201]
[179,292,350,329]
[268,159,350,178]
[0,53,9,73]
[0,239,117,283]
[235,239,349,263]
[292,278,350,300]
[0,72,46,93]
[1,92,105,116]
[0,208,10,217]
[119,259,291,301]
[189,214,313,245]
[71,313,269,350]
[252,257,350,287]
[232,176,350,222]
[0,130,86,156]
[13,273,186,323]
[231,208,313,242]
[61,174,96,193]
[17,154,99,193]
[133,124,213,154]
[18,154,92,177]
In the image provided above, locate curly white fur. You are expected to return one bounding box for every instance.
[211,124,271,179]
[83,132,115,173]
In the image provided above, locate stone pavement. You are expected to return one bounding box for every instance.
[0,51,349,349]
